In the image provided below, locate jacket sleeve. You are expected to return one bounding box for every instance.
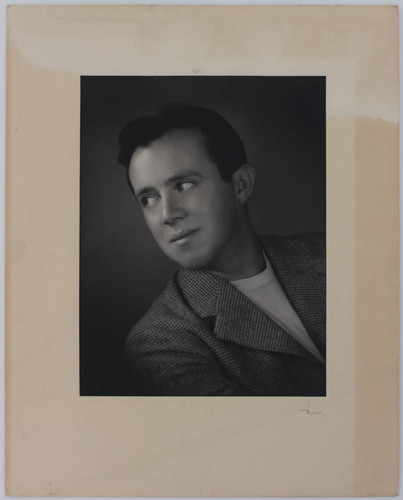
[125,322,251,396]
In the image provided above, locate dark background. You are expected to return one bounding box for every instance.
[80,76,326,396]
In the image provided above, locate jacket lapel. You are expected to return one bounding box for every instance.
[262,236,326,357]
[178,264,319,362]
[214,279,318,360]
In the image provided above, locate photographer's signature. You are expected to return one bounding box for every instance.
[298,402,325,416]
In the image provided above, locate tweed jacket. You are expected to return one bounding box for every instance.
[125,233,326,396]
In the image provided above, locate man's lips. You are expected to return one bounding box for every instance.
[169,228,199,243]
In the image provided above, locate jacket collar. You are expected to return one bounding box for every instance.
[177,235,325,361]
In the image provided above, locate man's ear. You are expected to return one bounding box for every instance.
[232,164,255,205]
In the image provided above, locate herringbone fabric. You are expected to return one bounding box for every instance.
[125,233,326,396]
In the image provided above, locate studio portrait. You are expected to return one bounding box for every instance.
[80,76,326,396]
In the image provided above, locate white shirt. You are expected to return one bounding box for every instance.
[231,254,325,364]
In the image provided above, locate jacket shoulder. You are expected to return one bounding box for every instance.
[260,232,326,259]
[125,274,201,353]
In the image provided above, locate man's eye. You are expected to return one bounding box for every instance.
[177,181,194,192]
[141,196,158,207]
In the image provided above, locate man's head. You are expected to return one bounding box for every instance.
[118,105,255,272]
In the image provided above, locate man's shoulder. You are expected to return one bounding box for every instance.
[131,275,186,327]
[260,232,326,259]
[125,273,199,350]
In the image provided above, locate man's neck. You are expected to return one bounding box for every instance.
[208,230,265,282]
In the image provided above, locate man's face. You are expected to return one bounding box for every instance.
[128,128,243,272]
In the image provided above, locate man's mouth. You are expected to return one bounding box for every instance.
[169,228,199,244]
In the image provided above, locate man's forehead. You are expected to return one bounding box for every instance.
[136,128,205,158]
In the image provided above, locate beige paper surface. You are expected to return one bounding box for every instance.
[6,5,398,497]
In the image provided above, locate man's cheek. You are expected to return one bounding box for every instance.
[144,216,158,235]
[145,222,162,245]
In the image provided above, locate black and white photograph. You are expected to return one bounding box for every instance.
[80,76,326,396]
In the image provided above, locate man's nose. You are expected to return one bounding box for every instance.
[162,194,186,226]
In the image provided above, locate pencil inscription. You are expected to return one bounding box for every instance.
[299,402,325,416]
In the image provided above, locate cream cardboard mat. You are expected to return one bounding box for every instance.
[6,6,399,496]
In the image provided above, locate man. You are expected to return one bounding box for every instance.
[118,105,326,396]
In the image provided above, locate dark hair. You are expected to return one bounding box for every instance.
[118,104,247,181]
